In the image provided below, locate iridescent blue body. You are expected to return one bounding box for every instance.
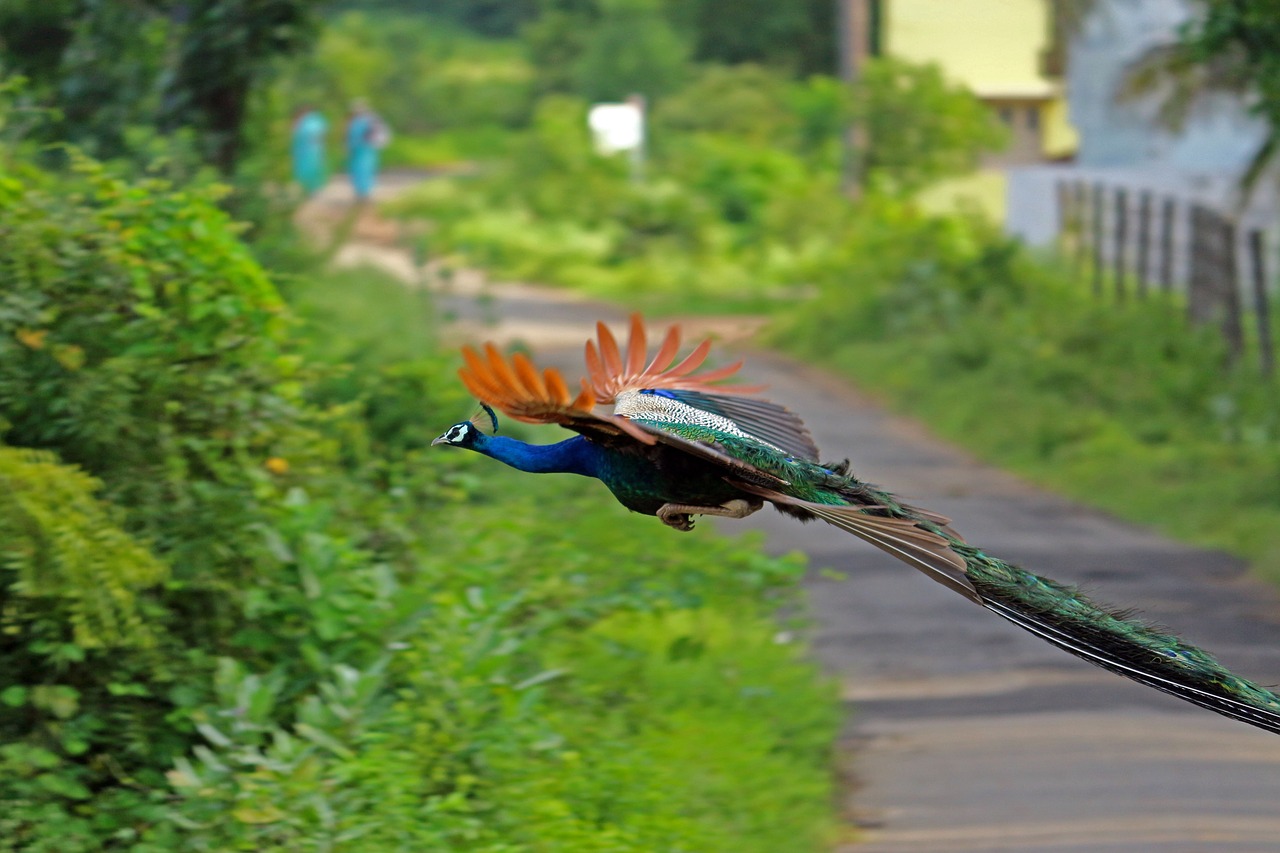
[460,430,747,515]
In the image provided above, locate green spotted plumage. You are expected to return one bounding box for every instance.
[438,315,1280,736]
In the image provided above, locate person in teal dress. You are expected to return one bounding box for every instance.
[290,106,328,196]
[345,100,388,203]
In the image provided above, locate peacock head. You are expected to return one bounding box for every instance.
[432,421,480,448]
[432,403,499,449]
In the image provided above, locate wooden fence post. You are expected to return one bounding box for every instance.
[1159,197,1176,294]
[1136,191,1152,298]
[1055,180,1069,252]
[1074,182,1089,276]
[1092,182,1105,298]
[1114,187,1129,302]
[1248,229,1275,376]
[1188,205,1213,324]
[1218,214,1244,362]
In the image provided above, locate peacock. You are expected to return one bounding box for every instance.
[433,314,1280,735]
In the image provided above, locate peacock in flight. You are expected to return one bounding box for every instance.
[433,314,1280,735]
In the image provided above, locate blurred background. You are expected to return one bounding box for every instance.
[3,1,1280,850]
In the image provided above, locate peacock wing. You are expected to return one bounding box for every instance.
[585,314,765,403]
[631,388,821,461]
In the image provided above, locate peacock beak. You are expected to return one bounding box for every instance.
[431,433,450,446]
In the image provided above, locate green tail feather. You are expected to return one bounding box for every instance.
[798,453,1280,733]
[962,545,1280,734]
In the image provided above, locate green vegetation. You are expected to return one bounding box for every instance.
[772,219,1280,576]
[337,0,835,76]
[0,0,317,173]
[390,58,1002,312]
[277,12,537,167]
[0,134,839,848]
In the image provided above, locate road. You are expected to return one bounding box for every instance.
[310,177,1280,853]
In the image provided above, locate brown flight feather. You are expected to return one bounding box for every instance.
[587,314,764,402]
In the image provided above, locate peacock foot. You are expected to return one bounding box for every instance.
[657,499,763,532]
[657,506,696,531]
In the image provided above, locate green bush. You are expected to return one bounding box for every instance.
[165,477,836,852]
[851,57,1008,194]
[0,447,167,650]
[652,64,799,145]
[0,446,178,853]
[0,151,326,849]
[0,155,309,596]
[0,150,842,850]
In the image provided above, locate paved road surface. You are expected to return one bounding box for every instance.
[312,182,1280,852]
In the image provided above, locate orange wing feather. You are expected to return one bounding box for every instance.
[459,343,595,424]
[586,314,764,402]
[458,342,656,444]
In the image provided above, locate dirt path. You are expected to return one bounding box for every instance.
[302,178,1280,853]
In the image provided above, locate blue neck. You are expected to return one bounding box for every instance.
[470,434,601,478]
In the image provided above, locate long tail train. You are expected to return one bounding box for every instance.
[964,545,1280,734]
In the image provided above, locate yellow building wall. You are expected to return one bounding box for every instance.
[884,0,1055,98]
[1041,97,1079,159]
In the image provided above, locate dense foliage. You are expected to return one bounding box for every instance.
[336,0,834,74]
[275,12,536,166]
[390,58,1003,310]
[0,144,840,849]
[0,0,317,173]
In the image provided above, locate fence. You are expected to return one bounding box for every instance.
[1055,180,1275,375]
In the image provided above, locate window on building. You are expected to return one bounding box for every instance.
[1026,107,1040,131]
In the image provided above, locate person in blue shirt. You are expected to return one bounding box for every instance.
[290,106,328,196]
[345,99,388,203]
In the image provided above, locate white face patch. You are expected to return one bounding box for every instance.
[443,422,473,444]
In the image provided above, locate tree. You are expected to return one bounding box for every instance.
[851,57,1008,195]
[160,0,319,173]
[572,0,690,102]
[0,0,319,174]
[330,0,540,37]
[663,0,835,75]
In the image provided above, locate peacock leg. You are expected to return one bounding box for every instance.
[657,499,763,531]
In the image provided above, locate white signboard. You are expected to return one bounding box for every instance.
[587,102,645,156]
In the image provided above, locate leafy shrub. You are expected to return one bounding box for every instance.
[0,446,179,853]
[0,155,307,598]
[0,149,842,850]
[0,447,167,650]
[652,63,798,145]
[165,477,835,852]
[851,57,1008,194]
[0,151,307,848]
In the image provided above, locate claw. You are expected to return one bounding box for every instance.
[657,499,763,531]
[657,504,696,531]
